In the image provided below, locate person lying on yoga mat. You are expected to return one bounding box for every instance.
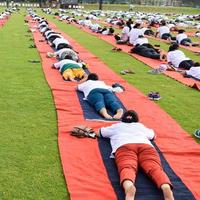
[52,59,87,82]
[128,23,143,46]
[77,73,124,119]
[155,21,175,41]
[97,110,174,200]
[167,43,197,70]
[47,48,79,61]
[176,30,199,47]
[130,35,166,60]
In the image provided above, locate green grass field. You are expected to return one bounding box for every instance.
[0,7,200,199]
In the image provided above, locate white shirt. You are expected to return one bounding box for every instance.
[128,28,143,45]
[167,50,190,68]
[54,59,80,71]
[53,38,69,49]
[100,122,155,156]
[157,26,170,37]
[186,67,200,80]
[135,37,148,45]
[176,33,188,44]
[196,32,200,37]
[78,80,111,98]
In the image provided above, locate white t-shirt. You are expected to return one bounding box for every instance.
[84,19,92,27]
[78,80,111,98]
[186,67,200,80]
[135,37,149,45]
[54,59,80,71]
[128,28,143,45]
[196,32,200,37]
[157,26,170,37]
[167,50,190,68]
[53,38,69,49]
[176,33,188,44]
[100,122,155,156]
[46,33,62,40]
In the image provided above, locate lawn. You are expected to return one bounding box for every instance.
[0,12,68,199]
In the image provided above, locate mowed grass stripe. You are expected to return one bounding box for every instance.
[41,12,200,138]
[0,13,68,199]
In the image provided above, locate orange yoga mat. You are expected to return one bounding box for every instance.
[28,17,200,199]
[69,22,200,91]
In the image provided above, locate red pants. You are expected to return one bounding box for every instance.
[115,143,172,188]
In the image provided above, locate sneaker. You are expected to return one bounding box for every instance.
[148,92,161,100]
[194,129,200,139]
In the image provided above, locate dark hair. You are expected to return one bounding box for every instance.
[138,35,144,38]
[87,73,98,81]
[194,62,200,67]
[161,20,166,26]
[63,54,73,60]
[121,110,139,123]
[134,23,141,29]
[168,43,179,52]
[109,27,115,34]
[178,29,185,34]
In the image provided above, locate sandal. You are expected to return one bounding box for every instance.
[71,125,96,139]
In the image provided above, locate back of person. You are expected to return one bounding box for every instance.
[129,28,143,45]
[157,26,170,37]
[167,49,189,68]
[176,33,187,44]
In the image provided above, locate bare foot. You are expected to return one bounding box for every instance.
[99,108,113,119]
[161,184,174,200]
[113,108,123,119]
[123,180,136,200]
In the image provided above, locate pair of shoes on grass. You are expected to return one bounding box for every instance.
[148,91,161,101]
[148,64,168,74]
[112,47,122,52]
[120,69,135,75]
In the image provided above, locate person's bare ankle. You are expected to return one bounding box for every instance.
[125,185,136,200]
[113,108,123,119]
[161,184,174,200]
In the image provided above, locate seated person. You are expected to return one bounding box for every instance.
[167,43,195,70]
[52,59,87,82]
[114,21,131,44]
[155,21,175,41]
[176,29,198,46]
[77,73,124,119]
[130,35,166,60]
[96,110,174,200]
[128,23,143,45]
[47,48,79,61]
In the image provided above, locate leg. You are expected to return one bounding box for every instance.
[138,144,174,200]
[115,144,139,200]
[87,90,112,119]
[104,91,123,119]
[123,180,136,200]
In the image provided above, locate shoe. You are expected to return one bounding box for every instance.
[148,92,161,100]
[194,129,200,139]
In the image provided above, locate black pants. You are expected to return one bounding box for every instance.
[57,43,72,50]
[161,33,176,40]
[180,38,192,46]
[131,45,160,59]
[179,60,194,70]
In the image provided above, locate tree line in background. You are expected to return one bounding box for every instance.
[1,0,200,7]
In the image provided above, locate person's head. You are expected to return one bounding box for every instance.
[63,54,73,60]
[161,20,166,26]
[194,62,200,67]
[109,27,115,34]
[168,42,179,52]
[121,110,139,123]
[133,23,141,29]
[178,29,185,34]
[138,35,144,38]
[87,73,99,81]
